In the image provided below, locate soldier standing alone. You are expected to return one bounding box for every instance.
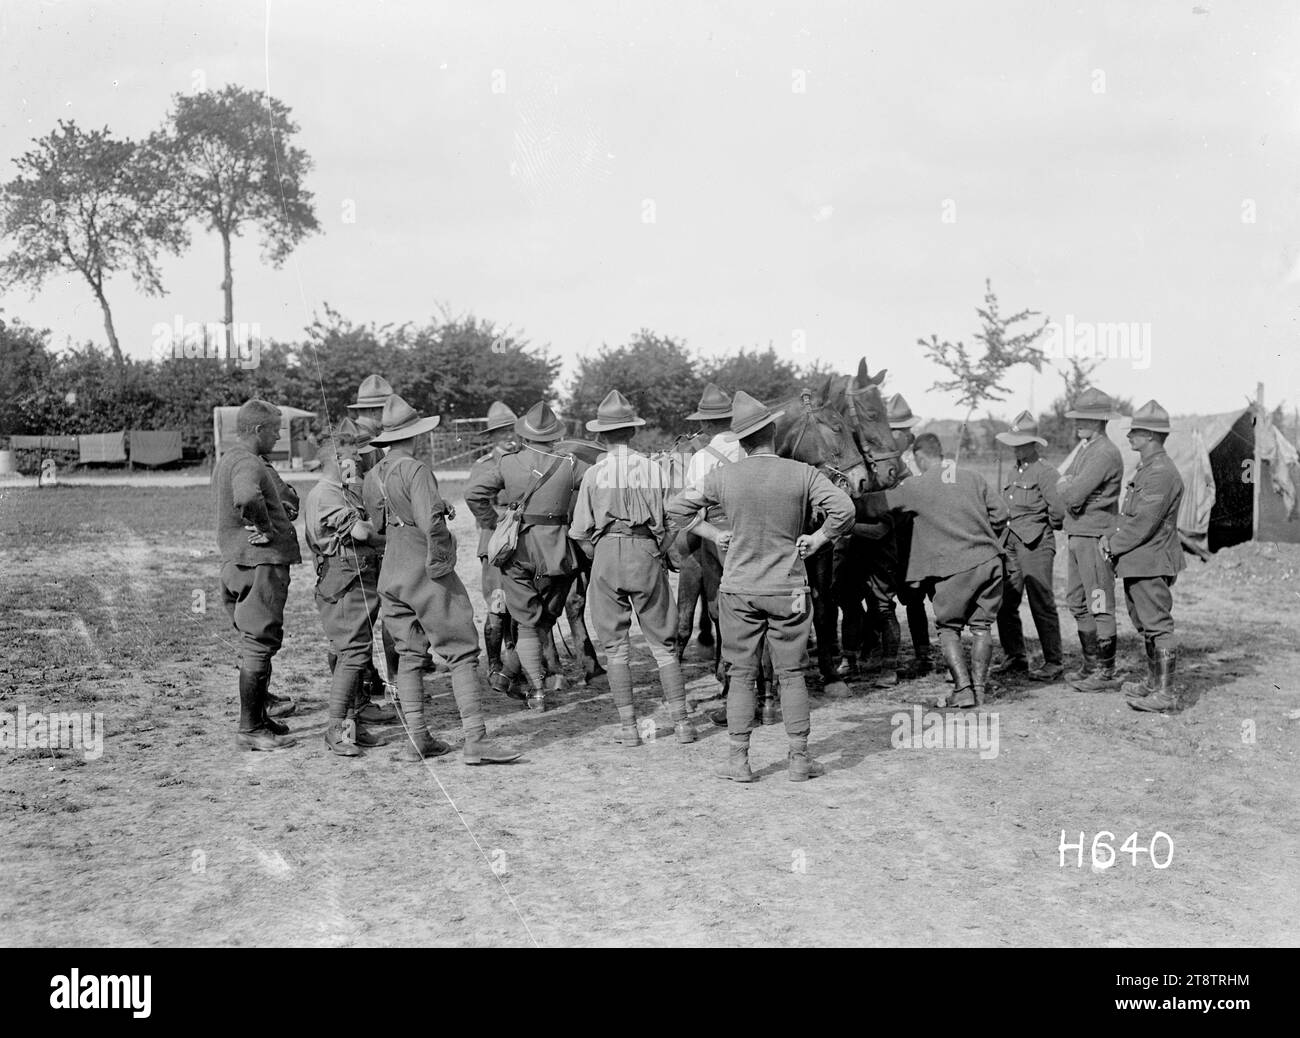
[1104,401,1186,712]
[213,399,301,751]
[993,411,1065,681]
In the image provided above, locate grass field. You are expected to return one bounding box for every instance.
[1,481,1298,946]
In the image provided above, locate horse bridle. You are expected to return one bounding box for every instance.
[782,389,872,494]
[843,381,903,486]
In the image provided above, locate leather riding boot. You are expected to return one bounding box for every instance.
[1121,638,1157,698]
[236,666,295,750]
[1130,648,1180,712]
[716,733,755,782]
[873,620,902,688]
[787,734,825,782]
[264,660,295,718]
[936,629,975,708]
[970,628,993,706]
[1073,636,1121,692]
[255,665,293,736]
[1065,629,1100,684]
[484,614,505,677]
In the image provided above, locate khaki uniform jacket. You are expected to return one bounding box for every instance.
[362,449,458,579]
[1109,448,1186,579]
[467,443,519,557]
[464,444,590,577]
[1057,434,1123,537]
[304,477,382,600]
[1003,458,1064,547]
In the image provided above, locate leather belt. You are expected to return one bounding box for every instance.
[606,521,656,539]
[522,513,567,526]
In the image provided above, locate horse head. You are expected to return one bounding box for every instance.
[772,374,871,496]
[844,358,903,490]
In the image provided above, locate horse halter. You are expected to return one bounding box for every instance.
[843,382,903,484]
[784,389,867,494]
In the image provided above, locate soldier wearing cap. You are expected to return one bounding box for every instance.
[363,395,521,764]
[677,384,745,656]
[213,398,302,751]
[468,401,521,687]
[570,391,696,746]
[1105,401,1186,712]
[1055,387,1125,692]
[993,411,1065,681]
[303,418,398,756]
[464,402,591,711]
[667,391,855,783]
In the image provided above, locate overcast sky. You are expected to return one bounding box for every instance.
[2,0,1298,419]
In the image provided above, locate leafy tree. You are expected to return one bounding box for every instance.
[0,121,186,364]
[163,85,319,355]
[919,279,1049,458]
[294,304,408,420]
[568,330,698,433]
[403,312,559,422]
[699,346,805,406]
[0,313,53,436]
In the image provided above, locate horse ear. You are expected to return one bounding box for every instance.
[856,358,869,384]
[817,374,834,406]
[871,367,887,386]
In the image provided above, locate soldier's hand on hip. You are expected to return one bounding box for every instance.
[796,532,823,559]
[247,530,271,546]
[716,530,733,554]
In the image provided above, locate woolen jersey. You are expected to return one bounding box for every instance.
[684,432,745,527]
[863,462,1007,581]
[1109,447,1186,578]
[1057,433,1123,537]
[212,443,302,567]
[666,452,855,595]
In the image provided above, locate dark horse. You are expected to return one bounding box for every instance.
[698,360,903,719]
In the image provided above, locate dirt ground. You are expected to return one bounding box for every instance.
[1,482,1297,947]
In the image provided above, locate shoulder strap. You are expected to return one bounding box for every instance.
[703,443,730,465]
[517,454,565,512]
[378,455,422,526]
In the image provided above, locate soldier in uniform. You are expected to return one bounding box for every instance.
[213,399,301,751]
[993,411,1065,681]
[363,395,521,764]
[678,384,744,675]
[303,419,396,756]
[667,391,855,783]
[468,401,520,689]
[857,433,1008,707]
[464,402,591,712]
[570,391,695,746]
[1055,388,1125,692]
[346,374,402,695]
[855,393,932,685]
[1103,401,1186,712]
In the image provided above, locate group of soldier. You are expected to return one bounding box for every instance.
[212,371,1186,783]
